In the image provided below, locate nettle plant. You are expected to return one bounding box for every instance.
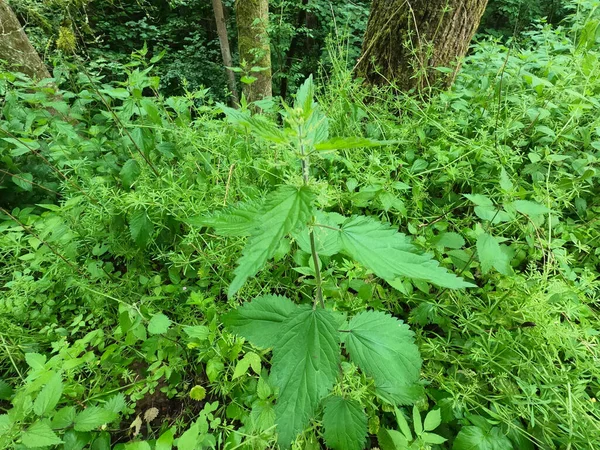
[201,77,473,449]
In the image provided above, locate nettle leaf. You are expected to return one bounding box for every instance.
[476,233,511,275]
[342,311,422,404]
[270,308,340,448]
[292,210,344,257]
[148,313,172,335]
[228,186,314,297]
[74,406,116,432]
[120,159,141,188]
[219,103,287,144]
[322,397,368,450]
[339,216,474,289]
[129,209,153,248]
[453,426,513,450]
[510,200,551,216]
[189,201,261,236]
[223,295,296,349]
[21,421,63,448]
[33,372,63,416]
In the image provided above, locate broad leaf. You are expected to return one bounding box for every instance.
[510,200,551,216]
[476,233,511,275]
[176,422,199,449]
[453,426,513,450]
[339,216,474,289]
[423,409,442,432]
[228,186,314,297]
[342,311,422,404]
[155,428,175,450]
[322,397,368,450]
[33,372,63,416]
[189,201,260,236]
[148,313,171,335]
[21,421,63,448]
[129,210,153,247]
[292,210,344,256]
[377,428,409,450]
[219,103,287,144]
[74,407,115,432]
[120,159,141,188]
[223,295,297,349]
[270,308,340,448]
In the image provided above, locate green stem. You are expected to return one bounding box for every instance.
[299,124,325,309]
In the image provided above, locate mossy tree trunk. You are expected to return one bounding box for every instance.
[212,0,239,107]
[0,0,51,79]
[357,0,488,91]
[235,0,272,102]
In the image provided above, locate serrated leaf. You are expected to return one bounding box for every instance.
[339,216,474,289]
[148,313,171,335]
[232,352,261,380]
[224,295,297,349]
[219,103,287,144]
[189,386,206,401]
[33,372,63,416]
[21,421,63,447]
[294,75,315,117]
[453,426,513,450]
[423,409,442,431]
[342,311,422,404]
[228,186,314,297]
[104,393,126,415]
[464,194,494,206]
[292,210,343,256]
[120,159,141,188]
[51,406,76,429]
[433,232,465,249]
[0,380,13,400]
[322,397,368,450]
[510,200,551,215]
[25,353,46,370]
[476,233,511,275]
[129,210,153,247]
[270,308,340,448]
[74,406,115,432]
[499,168,514,191]
[189,201,260,236]
[314,137,395,151]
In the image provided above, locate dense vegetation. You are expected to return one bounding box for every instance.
[1,0,600,449]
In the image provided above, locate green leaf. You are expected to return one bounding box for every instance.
[314,137,395,152]
[0,380,13,400]
[294,75,315,118]
[74,407,115,432]
[0,414,11,434]
[219,103,287,144]
[120,159,141,188]
[413,405,423,435]
[464,194,494,206]
[322,397,368,450]
[232,352,262,379]
[476,233,511,275]
[377,428,409,450]
[124,441,151,450]
[91,432,111,450]
[432,232,465,249]
[189,386,206,401]
[155,428,175,450]
[228,186,314,297]
[292,210,344,257]
[104,393,126,415]
[422,432,447,444]
[176,422,199,449]
[12,172,33,191]
[339,216,474,289]
[21,421,63,447]
[510,200,551,216]
[51,406,76,429]
[190,201,261,236]
[453,426,513,450]
[342,311,422,404]
[423,409,442,431]
[224,295,297,349]
[129,210,153,248]
[270,308,340,448]
[25,353,46,370]
[148,313,171,335]
[33,372,63,416]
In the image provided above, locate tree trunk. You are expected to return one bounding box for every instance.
[356,0,488,92]
[212,0,239,107]
[0,0,51,79]
[235,0,272,102]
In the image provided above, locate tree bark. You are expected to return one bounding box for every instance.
[356,0,488,92]
[235,0,272,102]
[212,0,239,107]
[0,0,51,79]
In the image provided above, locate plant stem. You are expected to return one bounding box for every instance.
[299,124,325,309]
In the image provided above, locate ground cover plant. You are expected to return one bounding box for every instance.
[1,1,600,449]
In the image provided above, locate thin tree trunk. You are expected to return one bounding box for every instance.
[356,0,488,92]
[0,0,51,79]
[235,0,272,102]
[212,0,239,107]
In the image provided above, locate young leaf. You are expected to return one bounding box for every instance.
[322,397,368,450]
[228,186,314,297]
[129,210,153,248]
[339,216,474,289]
[270,308,340,448]
[294,75,315,118]
[223,295,297,349]
[21,421,63,448]
[74,407,115,432]
[148,313,171,335]
[453,426,513,450]
[33,372,63,416]
[476,233,511,275]
[342,311,422,404]
[413,405,423,435]
[292,210,344,256]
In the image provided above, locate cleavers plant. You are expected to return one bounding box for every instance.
[199,77,473,449]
